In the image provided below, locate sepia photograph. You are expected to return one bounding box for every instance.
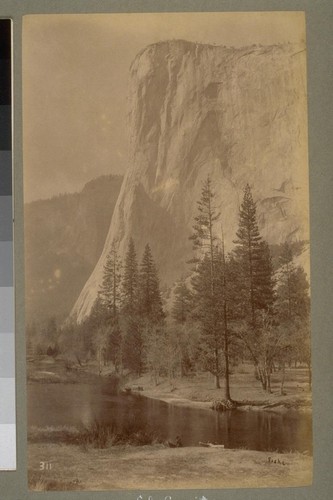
[23,12,312,491]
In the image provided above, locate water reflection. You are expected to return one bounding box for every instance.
[28,383,312,453]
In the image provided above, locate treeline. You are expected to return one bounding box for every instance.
[28,178,311,398]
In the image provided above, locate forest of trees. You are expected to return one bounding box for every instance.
[27,179,311,399]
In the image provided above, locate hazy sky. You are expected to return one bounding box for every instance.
[23,12,305,202]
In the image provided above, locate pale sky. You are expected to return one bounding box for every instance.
[23,12,305,202]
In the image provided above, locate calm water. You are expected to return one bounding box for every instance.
[28,382,312,453]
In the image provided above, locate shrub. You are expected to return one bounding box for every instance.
[211,399,236,411]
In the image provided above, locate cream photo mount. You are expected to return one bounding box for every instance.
[1,1,333,500]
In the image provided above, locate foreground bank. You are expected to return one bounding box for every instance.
[28,443,312,491]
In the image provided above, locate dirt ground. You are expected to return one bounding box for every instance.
[129,364,312,412]
[28,443,312,491]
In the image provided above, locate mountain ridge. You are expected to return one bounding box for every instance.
[25,174,123,323]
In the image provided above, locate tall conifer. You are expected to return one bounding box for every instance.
[138,243,165,383]
[139,244,164,324]
[98,244,123,371]
[190,176,224,389]
[233,184,274,324]
[122,238,144,375]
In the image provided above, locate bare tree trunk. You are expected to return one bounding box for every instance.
[267,367,272,393]
[223,306,231,400]
[280,362,286,395]
[98,347,102,376]
[221,231,231,401]
[307,362,312,390]
[215,347,220,389]
[153,368,158,386]
[258,366,266,390]
[265,360,272,393]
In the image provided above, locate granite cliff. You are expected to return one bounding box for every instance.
[72,40,309,322]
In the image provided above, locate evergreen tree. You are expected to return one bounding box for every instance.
[138,244,165,383]
[232,184,277,391]
[98,244,123,372]
[277,242,309,320]
[191,252,224,387]
[172,279,193,324]
[171,278,196,377]
[189,177,227,389]
[122,238,144,375]
[98,244,122,316]
[43,317,59,356]
[256,241,275,311]
[190,176,220,262]
[233,184,275,324]
[220,232,232,400]
[138,244,164,324]
[122,238,139,315]
[276,242,311,387]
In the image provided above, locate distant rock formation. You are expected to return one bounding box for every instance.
[25,175,123,322]
[72,40,309,322]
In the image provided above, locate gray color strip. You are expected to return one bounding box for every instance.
[0,59,11,106]
[0,105,11,150]
[0,151,12,195]
[0,287,14,332]
[0,242,13,286]
[0,424,16,470]
[0,378,15,424]
[0,334,15,377]
[0,196,13,241]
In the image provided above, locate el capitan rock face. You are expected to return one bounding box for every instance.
[72,40,309,322]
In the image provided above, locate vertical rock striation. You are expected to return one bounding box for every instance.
[72,40,309,322]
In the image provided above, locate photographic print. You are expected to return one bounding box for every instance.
[23,12,312,491]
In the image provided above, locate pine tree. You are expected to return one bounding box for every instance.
[80,296,107,358]
[189,177,225,389]
[220,231,232,400]
[232,184,277,391]
[98,244,122,316]
[256,241,275,311]
[43,317,59,356]
[233,184,274,324]
[122,238,139,316]
[276,242,311,387]
[171,278,196,377]
[191,252,224,387]
[98,244,123,372]
[190,176,220,262]
[277,242,309,320]
[122,238,144,375]
[138,244,165,383]
[172,279,193,324]
[138,244,164,324]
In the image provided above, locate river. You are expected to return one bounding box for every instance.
[28,382,312,453]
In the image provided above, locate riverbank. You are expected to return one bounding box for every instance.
[27,356,312,413]
[128,365,312,413]
[27,355,118,384]
[27,360,312,491]
[28,442,312,490]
